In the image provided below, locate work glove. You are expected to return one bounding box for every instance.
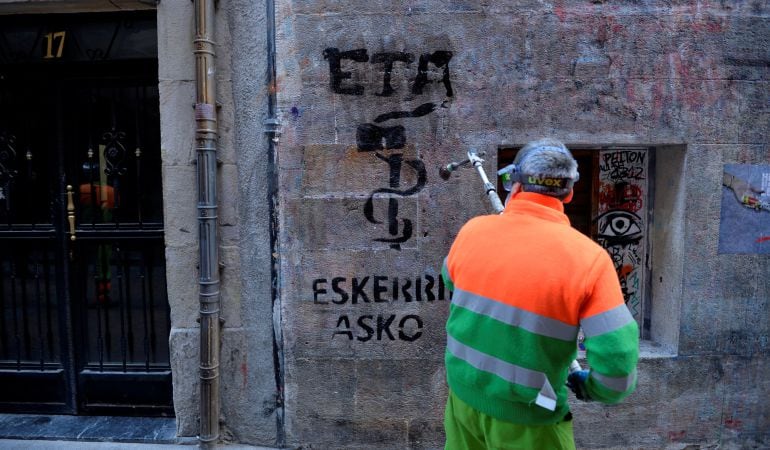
[566,370,591,401]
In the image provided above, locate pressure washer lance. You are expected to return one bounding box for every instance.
[439,149,583,375]
[439,150,505,213]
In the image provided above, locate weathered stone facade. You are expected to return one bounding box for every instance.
[272,1,769,448]
[0,0,767,448]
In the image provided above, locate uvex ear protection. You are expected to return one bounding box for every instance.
[497,163,519,192]
[497,145,579,192]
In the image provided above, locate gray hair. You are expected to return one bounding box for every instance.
[514,138,579,199]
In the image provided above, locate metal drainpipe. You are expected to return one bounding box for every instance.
[264,0,285,445]
[193,0,221,445]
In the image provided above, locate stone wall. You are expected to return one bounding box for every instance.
[272,1,769,448]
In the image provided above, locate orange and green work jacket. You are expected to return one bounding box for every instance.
[442,191,639,425]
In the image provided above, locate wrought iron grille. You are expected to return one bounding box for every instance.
[78,240,169,371]
[0,241,61,370]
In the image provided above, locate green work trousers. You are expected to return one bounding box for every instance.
[444,390,575,450]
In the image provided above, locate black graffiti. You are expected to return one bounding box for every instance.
[371,52,415,97]
[599,151,647,181]
[596,210,643,307]
[324,48,453,97]
[356,102,440,150]
[412,51,453,97]
[363,153,427,249]
[323,48,369,95]
[352,145,426,249]
[373,102,438,123]
[601,151,646,167]
[604,244,642,268]
[324,47,453,249]
[356,124,406,151]
[313,274,449,305]
[595,210,643,244]
[332,314,424,342]
[608,166,645,181]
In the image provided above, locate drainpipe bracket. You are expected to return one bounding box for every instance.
[263,118,282,137]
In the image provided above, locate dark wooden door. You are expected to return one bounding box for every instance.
[0,11,172,416]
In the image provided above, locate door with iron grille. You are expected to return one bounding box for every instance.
[0,12,172,416]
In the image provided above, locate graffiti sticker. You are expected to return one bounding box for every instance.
[719,164,770,254]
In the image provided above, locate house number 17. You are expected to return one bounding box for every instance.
[43,31,66,59]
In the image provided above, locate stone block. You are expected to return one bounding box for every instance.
[287,416,408,449]
[220,244,243,329]
[283,196,421,251]
[215,77,238,166]
[159,80,196,167]
[161,164,198,248]
[157,0,194,81]
[353,358,446,420]
[169,327,198,438]
[300,144,420,196]
[165,244,198,329]
[407,419,445,450]
[285,357,358,419]
[719,357,770,445]
[218,163,240,242]
[220,327,279,445]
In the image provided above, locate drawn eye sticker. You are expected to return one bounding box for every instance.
[596,210,643,243]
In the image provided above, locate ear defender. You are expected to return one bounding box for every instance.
[497,163,519,192]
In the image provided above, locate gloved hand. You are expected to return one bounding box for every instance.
[566,370,591,401]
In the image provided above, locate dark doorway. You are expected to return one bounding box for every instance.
[0,11,172,416]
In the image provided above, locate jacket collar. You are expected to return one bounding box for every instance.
[503,192,570,225]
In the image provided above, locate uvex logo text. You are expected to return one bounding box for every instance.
[527,176,565,187]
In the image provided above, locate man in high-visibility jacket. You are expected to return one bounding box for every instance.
[442,138,639,449]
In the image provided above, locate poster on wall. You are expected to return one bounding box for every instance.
[718,164,770,254]
[597,149,649,325]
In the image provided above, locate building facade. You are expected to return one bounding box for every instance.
[0,0,768,448]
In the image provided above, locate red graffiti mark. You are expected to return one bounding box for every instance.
[756,236,770,244]
[668,430,686,441]
[588,15,624,45]
[619,264,634,279]
[554,2,567,21]
[669,52,707,110]
[724,418,743,430]
[241,361,248,388]
[599,183,643,212]
[692,18,725,33]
